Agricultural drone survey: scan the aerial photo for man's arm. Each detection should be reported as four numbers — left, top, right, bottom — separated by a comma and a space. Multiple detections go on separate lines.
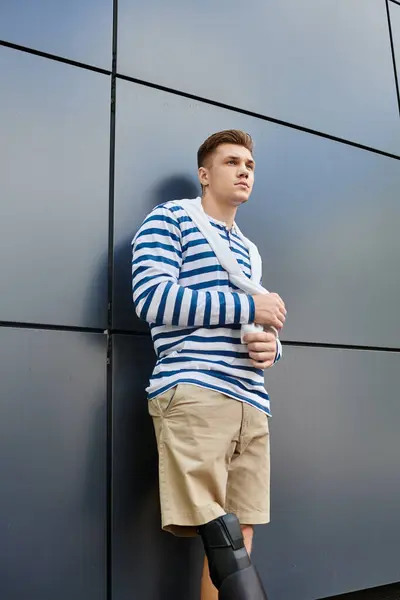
132, 205, 255, 328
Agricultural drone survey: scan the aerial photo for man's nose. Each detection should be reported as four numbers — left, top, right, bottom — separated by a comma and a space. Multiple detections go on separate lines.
238, 164, 249, 177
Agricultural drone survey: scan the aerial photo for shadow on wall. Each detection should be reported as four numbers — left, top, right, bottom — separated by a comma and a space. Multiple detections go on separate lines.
84, 174, 199, 333
84, 175, 204, 600
111, 337, 204, 600
113, 174, 200, 333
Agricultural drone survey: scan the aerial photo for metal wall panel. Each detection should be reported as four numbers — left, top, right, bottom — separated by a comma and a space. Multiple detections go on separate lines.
112, 334, 204, 600
0, 0, 113, 69
258, 345, 400, 600
0, 47, 110, 328
390, 2, 400, 86
113, 81, 400, 348
117, 0, 400, 155
2, 2, 399, 599
0, 328, 107, 600
111, 335, 400, 600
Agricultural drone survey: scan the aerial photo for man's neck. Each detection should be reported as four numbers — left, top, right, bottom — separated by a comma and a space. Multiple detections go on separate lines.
201, 193, 237, 229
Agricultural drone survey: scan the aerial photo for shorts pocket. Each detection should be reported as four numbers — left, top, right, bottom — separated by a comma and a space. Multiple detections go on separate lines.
150, 385, 180, 417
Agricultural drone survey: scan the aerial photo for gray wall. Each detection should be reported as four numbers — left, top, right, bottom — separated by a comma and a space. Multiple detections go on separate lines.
1, 1, 400, 599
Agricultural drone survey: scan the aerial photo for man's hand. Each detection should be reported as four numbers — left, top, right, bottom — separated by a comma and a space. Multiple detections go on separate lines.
243, 330, 278, 370
252, 293, 286, 331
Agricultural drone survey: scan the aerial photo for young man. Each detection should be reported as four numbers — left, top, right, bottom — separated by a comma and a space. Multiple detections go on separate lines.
131, 130, 286, 600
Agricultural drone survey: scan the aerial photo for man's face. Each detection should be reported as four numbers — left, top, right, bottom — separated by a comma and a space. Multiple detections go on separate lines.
199, 143, 255, 206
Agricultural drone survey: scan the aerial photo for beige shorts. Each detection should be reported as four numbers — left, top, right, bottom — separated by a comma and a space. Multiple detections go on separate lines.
148, 383, 270, 537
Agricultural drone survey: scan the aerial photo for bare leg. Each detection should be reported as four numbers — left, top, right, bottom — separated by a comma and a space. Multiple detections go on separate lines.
200, 525, 254, 600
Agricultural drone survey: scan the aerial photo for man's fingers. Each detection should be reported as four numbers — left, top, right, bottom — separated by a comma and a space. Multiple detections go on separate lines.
264, 330, 277, 341
270, 293, 286, 311
274, 314, 285, 329
276, 313, 285, 325
244, 331, 276, 344
271, 294, 287, 317
251, 359, 274, 369
249, 351, 275, 362
248, 341, 275, 352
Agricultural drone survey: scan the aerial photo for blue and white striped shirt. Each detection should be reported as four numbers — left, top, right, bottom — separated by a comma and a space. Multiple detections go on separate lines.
131, 199, 282, 415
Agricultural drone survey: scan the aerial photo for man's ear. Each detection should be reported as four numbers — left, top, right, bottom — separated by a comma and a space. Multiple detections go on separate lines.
198, 166, 209, 188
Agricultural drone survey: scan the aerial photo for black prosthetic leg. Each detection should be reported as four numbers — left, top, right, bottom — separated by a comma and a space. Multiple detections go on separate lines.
198, 513, 268, 600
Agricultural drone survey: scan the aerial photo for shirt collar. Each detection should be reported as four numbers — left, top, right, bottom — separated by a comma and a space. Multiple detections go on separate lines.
206, 213, 238, 234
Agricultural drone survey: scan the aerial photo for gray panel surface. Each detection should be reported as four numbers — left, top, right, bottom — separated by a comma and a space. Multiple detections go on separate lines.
0, 0, 112, 69
324, 582, 400, 600
0, 328, 107, 600
112, 334, 204, 600
0, 48, 110, 328
114, 81, 400, 348
258, 345, 400, 600
390, 2, 400, 86
111, 335, 400, 600
117, 0, 400, 155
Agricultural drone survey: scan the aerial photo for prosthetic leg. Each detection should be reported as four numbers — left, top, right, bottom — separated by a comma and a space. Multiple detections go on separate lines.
198, 513, 268, 600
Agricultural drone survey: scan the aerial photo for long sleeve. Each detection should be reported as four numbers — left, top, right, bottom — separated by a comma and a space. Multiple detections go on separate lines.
274, 338, 283, 364
131, 206, 255, 327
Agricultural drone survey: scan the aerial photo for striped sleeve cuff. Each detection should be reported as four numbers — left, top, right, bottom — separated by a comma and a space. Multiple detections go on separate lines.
247, 294, 255, 324
228, 293, 255, 325
274, 338, 283, 364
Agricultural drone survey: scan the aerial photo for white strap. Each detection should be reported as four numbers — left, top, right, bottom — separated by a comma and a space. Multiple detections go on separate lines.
177, 198, 279, 343
180, 198, 266, 295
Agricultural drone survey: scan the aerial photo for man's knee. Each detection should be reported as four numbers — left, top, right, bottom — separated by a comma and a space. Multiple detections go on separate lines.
241, 524, 253, 534
197, 514, 267, 599
241, 524, 254, 554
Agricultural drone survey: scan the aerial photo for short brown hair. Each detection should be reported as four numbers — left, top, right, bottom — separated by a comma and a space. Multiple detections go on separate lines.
197, 129, 254, 169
